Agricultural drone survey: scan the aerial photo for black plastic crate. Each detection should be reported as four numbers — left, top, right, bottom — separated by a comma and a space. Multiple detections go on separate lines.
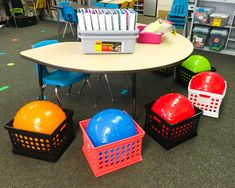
9, 15, 37, 27
5, 109, 75, 162
144, 103, 203, 150
175, 65, 216, 89
157, 66, 175, 77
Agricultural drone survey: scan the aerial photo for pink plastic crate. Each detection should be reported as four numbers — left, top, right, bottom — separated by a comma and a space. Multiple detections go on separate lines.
79, 118, 145, 177
137, 25, 163, 44
188, 80, 227, 118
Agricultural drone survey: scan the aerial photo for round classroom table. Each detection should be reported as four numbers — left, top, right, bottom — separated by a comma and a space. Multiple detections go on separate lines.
20, 33, 193, 118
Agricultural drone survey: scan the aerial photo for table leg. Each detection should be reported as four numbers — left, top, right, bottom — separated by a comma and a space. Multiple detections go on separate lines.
131, 73, 136, 119
38, 64, 44, 100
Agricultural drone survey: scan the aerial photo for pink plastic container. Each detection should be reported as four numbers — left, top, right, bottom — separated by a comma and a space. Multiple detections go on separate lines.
137, 25, 163, 44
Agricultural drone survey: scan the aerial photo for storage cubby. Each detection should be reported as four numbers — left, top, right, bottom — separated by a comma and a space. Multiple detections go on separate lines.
188, 0, 235, 56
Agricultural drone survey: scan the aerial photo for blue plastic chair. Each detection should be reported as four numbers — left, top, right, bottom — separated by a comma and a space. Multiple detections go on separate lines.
57, 1, 69, 37
32, 40, 97, 107
167, 0, 188, 34
94, 2, 105, 8
58, 1, 69, 22
168, 0, 188, 18
105, 3, 119, 9
61, 5, 78, 38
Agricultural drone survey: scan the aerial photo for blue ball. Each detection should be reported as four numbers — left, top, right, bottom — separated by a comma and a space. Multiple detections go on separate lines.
86, 109, 137, 147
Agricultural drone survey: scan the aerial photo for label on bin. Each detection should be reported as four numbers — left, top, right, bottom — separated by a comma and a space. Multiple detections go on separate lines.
94, 41, 122, 52
212, 18, 221, 27
195, 37, 203, 42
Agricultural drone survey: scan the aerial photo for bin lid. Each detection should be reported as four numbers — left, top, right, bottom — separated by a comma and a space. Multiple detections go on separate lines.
193, 26, 210, 34
195, 7, 215, 13
210, 29, 228, 36
210, 13, 230, 19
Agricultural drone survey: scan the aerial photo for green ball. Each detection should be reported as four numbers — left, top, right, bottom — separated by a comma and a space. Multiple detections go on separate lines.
182, 55, 211, 73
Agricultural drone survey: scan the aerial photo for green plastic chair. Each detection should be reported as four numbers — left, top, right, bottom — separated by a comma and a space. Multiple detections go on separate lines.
10, 8, 24, 28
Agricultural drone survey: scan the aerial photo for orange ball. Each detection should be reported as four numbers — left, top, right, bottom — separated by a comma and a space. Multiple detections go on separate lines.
13, 101, 66, 135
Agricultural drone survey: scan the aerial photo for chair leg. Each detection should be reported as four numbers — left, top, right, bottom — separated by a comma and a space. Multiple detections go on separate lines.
38, 84, 47, 100
78, 80, 87, 95
67, 85, 73, 95
86, 78, 97, 108
62, 22, 68, 38
55, 86, 62, 107
122, 74, 130, 87
104, 74, 114, 102
98, 74, 103, 81
69, 23, 75, 36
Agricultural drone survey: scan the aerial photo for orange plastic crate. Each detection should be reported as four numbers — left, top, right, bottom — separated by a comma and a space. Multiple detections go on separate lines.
79, 118, 145, 177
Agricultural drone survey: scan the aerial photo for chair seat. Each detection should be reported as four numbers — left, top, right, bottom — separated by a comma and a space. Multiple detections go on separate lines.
167, 17, 186, 23
168, 12, 187, 18
43, 70, 88, 87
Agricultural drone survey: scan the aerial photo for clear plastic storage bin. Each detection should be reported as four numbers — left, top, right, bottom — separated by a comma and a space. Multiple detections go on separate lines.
192, 27, 210, 48
210, 13, 230, 27
209, 29, 228, 51
77, 30, 139, 54
194, 7, 215, 24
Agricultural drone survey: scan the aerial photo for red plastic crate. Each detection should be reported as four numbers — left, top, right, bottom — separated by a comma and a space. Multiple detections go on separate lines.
79, 118, 145, 177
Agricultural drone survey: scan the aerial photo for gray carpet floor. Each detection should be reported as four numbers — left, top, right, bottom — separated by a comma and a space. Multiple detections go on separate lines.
0, 18, 234, 188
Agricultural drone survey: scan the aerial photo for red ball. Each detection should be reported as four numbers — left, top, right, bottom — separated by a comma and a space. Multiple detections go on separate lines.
190, 72, 225, 94
151, 93, 195, 125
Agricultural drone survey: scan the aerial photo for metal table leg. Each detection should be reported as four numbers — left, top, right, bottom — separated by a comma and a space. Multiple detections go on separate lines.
131, 73, 136, 119
38, 64, 44, 100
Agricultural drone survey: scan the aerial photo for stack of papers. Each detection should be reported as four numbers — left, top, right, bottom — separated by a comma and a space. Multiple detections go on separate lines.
142, 19, 176, 35
77, 8, 138, 31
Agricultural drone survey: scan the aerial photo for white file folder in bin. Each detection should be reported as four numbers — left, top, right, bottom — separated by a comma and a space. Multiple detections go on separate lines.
77, 30, 139, 54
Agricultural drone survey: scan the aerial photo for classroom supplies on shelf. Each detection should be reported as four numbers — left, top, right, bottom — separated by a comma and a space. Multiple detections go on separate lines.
209, 13, 230, 27
194, 7, 215, 24
208, 28, 229, 51
192, 26, 210, 48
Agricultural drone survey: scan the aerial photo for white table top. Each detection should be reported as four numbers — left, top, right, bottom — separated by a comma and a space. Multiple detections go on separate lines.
20, 33, 193, 73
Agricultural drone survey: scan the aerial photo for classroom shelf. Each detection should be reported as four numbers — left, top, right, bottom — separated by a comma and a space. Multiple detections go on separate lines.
188, 0, 235, 56
194, 46, 235, 56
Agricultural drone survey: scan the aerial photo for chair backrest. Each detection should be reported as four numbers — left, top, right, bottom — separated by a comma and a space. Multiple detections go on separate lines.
105, 3, 119, 9
10, 7, 24, 16
35, 0, 47, 9
62, 5, 78, 23
120, 1, 129, 9
128, 0, 135, 9
58, 1, 69, 21
32, 40, 59, 77
94, 2, 105, 8
170, 0, 188, 16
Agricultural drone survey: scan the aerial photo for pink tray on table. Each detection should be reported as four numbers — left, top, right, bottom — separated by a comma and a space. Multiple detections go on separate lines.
137, 25, 163, 44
